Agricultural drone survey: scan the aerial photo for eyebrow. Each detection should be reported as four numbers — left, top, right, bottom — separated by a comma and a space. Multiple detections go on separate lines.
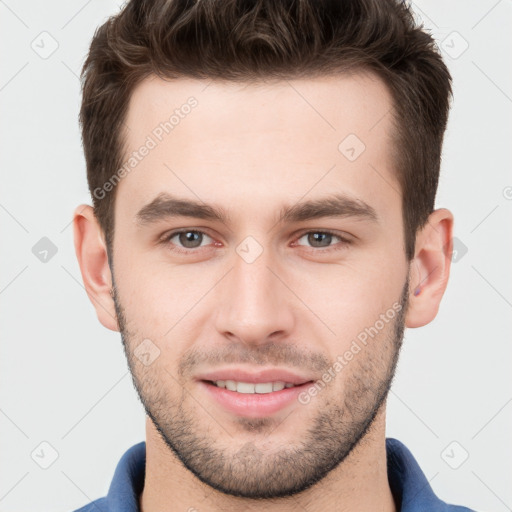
135, 192, 378, 227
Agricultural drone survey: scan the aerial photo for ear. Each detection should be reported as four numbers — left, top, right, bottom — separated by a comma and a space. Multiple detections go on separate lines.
405, 208, 454, 328
73, 204, 119, 331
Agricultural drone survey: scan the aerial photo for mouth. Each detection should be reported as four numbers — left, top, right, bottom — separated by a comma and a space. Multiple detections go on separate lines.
205, 379, 306, 394
196, 371, 316, 418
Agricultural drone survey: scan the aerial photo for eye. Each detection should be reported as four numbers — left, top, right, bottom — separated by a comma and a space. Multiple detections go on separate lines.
294, 230, 351, 250
159, 228, 351, 255
162, 230, 214, 252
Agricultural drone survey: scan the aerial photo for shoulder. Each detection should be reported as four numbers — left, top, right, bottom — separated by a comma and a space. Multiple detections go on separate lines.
71, 497, 108, 512
386, 438, 479, 512
438, 503, 478, 512
69, 442, 145, 512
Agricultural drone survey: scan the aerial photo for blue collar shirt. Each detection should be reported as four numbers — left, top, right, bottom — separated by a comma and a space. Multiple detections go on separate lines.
73, 438, 476, 512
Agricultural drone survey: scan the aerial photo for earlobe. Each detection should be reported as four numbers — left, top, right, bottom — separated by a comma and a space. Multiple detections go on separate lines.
405, 208, 454, 328
73, 204, 119, 332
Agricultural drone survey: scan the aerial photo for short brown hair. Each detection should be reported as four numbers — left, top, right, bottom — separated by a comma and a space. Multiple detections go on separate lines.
80, 0, 452, 261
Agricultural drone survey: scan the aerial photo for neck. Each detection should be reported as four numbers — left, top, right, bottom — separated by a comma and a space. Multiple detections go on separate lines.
139, 406, 396, 512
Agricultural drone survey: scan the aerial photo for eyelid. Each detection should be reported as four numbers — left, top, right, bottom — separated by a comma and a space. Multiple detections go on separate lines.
159, 227, 214, 243
292, 229, 353, 250
293, 227, 353, 240
160, 227, 353, 254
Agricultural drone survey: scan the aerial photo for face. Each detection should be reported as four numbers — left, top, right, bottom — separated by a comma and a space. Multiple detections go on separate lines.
110, 73, 410, 498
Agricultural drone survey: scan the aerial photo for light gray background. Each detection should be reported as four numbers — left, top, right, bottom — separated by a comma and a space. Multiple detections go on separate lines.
1, 1, 511, 511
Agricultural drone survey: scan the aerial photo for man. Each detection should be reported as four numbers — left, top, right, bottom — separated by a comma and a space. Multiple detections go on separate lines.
72, 0, 476, 510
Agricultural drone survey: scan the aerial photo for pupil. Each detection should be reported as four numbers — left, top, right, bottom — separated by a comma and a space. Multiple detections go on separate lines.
180, 231, 201, 248
309, 232, 331, 247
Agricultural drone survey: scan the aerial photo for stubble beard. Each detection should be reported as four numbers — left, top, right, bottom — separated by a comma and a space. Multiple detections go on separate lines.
113, 277, 409, 499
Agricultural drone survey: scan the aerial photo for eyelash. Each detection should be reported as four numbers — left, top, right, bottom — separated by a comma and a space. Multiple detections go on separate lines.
159, 229, 352, 255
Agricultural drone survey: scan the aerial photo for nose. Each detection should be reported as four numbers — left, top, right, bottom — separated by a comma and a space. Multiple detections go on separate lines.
214, 243, 296, 347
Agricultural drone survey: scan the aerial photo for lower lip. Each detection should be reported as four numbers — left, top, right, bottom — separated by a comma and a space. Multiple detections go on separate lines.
198, 380, 313, 418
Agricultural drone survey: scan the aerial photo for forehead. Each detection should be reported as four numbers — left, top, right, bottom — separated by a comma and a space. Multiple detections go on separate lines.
117, 72, 399, 225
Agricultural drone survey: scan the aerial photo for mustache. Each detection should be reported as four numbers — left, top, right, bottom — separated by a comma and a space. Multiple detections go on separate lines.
178, 341, 332, 378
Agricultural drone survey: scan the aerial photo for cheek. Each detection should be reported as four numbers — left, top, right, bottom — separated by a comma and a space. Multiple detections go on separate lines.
114, 260, 222, 357
114, 228, 406, 352
286, 258, 405, 347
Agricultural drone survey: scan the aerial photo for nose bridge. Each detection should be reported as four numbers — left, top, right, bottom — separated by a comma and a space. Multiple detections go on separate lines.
214, 239, 294, 345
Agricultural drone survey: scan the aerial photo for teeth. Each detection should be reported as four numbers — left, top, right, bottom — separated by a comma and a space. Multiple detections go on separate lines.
213, 380, 296, 394
237, 382, 256, 394
225, 380, 236, 391
272, 382, 285, 391
255, 382, 273, 393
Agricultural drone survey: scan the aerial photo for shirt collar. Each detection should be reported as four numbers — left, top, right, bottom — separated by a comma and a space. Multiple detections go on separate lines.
386, 437, 450, 510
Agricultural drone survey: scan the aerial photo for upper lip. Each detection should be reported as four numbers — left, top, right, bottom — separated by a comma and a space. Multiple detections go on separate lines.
195, 368, 315, 385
